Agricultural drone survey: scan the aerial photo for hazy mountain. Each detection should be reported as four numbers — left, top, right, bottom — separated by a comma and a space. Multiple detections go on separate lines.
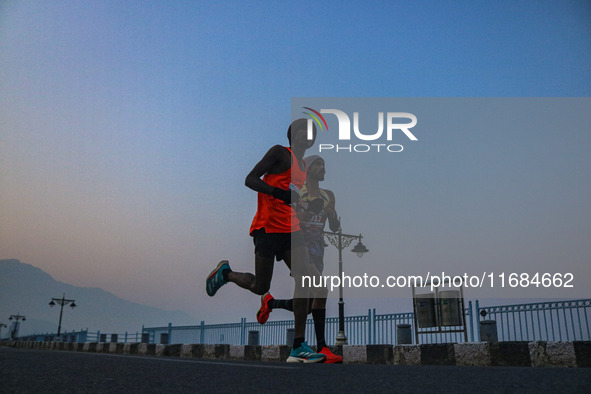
0, 259, 194, 338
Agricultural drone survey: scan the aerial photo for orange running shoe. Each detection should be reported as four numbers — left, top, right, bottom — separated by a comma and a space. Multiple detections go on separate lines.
318, 347, 343, 364
256, 292, 274, 324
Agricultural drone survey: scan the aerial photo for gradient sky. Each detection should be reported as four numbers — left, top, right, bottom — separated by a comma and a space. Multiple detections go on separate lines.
1, 1, 590, 325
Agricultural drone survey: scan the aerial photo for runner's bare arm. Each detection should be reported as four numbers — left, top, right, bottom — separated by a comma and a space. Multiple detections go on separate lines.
325, 189, 340, 232
244, 145, 289, 195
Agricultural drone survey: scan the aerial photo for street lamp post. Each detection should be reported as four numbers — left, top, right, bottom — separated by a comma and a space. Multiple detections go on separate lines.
323, 219, 369, 345
8, 314, 26, 339
49, 293, 76, 340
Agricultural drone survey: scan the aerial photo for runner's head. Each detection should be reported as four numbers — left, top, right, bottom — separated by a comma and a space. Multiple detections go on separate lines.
288, 118, 316, 149
304, 155, 325, 181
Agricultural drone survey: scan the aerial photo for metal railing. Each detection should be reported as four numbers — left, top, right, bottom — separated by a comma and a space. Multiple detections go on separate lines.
143, 304, 475, 346
476, 299, 591, 342
15, 298, 590, 345
17, 329, 141, 344
144, 299, 590, 345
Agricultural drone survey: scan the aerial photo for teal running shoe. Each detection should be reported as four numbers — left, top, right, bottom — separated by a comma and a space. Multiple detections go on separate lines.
206, 260, 230, 296
286, 341, 326, 363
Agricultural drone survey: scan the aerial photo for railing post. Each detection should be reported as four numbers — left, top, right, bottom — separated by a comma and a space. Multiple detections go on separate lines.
367, 309, 372, 345
372, 309, 377, 345
200, 321, 205, 344
475, 300, 480, 341
468, 300, 474, 342
240, 318, 246, 346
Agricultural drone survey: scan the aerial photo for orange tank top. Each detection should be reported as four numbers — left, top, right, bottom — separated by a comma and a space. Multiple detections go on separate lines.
249, 147, 307, 234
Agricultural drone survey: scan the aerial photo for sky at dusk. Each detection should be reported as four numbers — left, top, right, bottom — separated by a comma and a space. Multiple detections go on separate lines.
1, 1, 590, 325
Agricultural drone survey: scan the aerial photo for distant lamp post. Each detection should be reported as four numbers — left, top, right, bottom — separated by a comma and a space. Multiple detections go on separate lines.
324, 219, 369, 345
49, 293, 76, 340
8, 314, 26, 339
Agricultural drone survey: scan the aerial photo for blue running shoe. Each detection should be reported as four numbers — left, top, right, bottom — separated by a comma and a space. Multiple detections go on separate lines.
206, 260, 230, 296
286, 341, 326, 363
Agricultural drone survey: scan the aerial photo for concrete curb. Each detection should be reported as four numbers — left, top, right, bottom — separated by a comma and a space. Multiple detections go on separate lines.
261, 345, 291, 362
123, 343, 139, 354
179, 344, 232, 359
574, 341, 591, 367
2, 340, 589, 367
529, 341, 577, 368
138, 343, 156, 355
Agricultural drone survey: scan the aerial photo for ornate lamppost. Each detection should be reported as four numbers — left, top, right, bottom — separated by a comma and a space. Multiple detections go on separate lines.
324, 219, 368, 345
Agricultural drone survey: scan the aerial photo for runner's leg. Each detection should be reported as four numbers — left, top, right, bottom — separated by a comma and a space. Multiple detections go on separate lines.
227, 254, 273, 295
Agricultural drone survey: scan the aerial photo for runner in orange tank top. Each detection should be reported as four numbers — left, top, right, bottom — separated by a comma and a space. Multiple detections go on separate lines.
249, 146, 306, 235
206, 118, 327, 363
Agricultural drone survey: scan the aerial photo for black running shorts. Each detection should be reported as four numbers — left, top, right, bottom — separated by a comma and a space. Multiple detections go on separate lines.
252, 228, 305, 261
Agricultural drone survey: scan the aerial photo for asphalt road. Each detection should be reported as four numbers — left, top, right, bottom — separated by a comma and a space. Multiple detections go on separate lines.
1, 347, 590, 393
